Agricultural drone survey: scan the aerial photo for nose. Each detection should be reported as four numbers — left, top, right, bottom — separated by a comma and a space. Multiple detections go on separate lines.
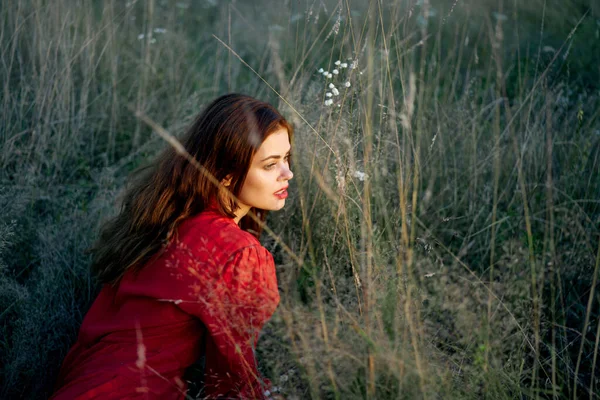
280, 164, 293, 180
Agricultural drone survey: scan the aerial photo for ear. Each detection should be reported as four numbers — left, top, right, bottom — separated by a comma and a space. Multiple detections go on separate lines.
221, 175, 232, 188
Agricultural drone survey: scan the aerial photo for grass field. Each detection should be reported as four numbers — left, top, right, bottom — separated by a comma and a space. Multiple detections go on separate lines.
1, 0, 599, 398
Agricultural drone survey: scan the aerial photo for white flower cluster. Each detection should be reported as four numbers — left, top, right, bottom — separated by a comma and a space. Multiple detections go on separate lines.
353, 170, 367, 181
318, 67, 333, 79
137, 28, 167, 44
317, 58, 357, 107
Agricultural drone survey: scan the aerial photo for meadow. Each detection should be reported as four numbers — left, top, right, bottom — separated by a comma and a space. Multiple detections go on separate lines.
1, 0, 599, 398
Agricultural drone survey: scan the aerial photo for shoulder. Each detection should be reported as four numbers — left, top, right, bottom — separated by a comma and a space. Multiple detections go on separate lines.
223, 243, 274, 269
176, 209, 267, 260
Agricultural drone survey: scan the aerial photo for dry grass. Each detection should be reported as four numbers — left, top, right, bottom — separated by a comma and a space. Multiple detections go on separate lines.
1, 0, 599, 399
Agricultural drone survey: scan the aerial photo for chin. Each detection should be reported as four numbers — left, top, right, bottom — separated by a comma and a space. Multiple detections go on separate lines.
265, 200, 286, 211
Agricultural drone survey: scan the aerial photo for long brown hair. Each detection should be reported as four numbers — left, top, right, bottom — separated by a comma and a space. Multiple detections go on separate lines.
89, 93, 293, 287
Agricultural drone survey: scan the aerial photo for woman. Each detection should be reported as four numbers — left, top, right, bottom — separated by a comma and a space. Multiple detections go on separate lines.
51, 93, 293, 399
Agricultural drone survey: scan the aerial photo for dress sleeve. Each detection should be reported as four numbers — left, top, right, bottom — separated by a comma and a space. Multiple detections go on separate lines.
174, 244, 280, 399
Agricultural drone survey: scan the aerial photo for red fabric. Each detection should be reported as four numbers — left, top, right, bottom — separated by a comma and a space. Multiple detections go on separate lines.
51, 204, 280, 399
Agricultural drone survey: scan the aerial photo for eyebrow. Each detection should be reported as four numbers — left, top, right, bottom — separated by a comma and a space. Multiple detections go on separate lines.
259, 150, 291, 162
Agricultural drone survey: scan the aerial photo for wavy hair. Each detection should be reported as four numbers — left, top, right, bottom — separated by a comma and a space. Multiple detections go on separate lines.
89, 93, 293, 286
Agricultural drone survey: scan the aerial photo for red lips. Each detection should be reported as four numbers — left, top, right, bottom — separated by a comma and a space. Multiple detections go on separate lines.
274, 186, 289, 199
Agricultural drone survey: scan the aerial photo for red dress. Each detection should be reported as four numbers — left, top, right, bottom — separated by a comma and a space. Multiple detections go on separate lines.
51, 204, 280, 399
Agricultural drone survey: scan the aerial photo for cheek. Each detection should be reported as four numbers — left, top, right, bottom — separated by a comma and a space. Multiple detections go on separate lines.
240, 170, 271, 195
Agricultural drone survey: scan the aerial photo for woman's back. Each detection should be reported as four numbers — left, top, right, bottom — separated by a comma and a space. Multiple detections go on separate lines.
51, 204, 280, 399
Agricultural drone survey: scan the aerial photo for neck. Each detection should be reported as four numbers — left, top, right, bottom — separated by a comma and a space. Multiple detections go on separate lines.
217, 189, 250, 225
233, 204, 251, 224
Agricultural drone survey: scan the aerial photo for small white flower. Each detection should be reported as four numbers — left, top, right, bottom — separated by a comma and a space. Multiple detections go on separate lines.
328, 83, 335, 89
326, 92, 332, 97
353, 170, 367, 181
344, 81, 351, 87
137, 33, 145, 40
334, 60, 341, 65
492, 12, 508, 21
332, 88, 340, 96
350, 60, 358, 69
341, 62, 348, 68
327, 73, 333, 79
153, 28, 167, 33
318, 68, 324, 73
150, 38, 157, 44
333, 69, 339, 75
322, 71, 329, 76
324, 99, 334, 106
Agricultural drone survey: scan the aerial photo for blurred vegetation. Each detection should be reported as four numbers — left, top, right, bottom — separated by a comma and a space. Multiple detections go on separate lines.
1, 0, 599, 399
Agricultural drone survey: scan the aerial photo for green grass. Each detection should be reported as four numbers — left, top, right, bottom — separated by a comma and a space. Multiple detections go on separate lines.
1, 0, 599, 398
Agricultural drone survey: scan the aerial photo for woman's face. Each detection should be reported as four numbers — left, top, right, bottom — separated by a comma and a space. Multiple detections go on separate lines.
226, 127, 293, 221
